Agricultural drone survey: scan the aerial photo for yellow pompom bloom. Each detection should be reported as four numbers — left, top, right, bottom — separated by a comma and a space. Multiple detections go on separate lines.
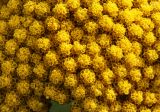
0, 104, 13, 112
119, 9, 140, 25
49, 68, 64, 85
80, 69, 96, 85
16, 47, 31, 63
112, 23, 126, 38
88, 2, 103, 18
55, 30, 70, 44
139, 17, 154, 32
101, 68, 115, 85
72, 85, 86, 100
87, 42, 101, 56
151, 12, 160, 26
150, 1, 160, 12
117, 79, 132, 95
139, 106, 151, 112
117, 0, 133, 9
104, 87, 117, 102
140, 3, 153, 16
54, 90, 69, 104
8, 15, 21, 29
59, 42, 72, 56
137, 78, 149, 91
122, 101, 137, 112
0, 20, 8, 35
144, 92, 157, 107
16, 80, 30, 95
45, 16, 60, 32
33, 63, 46, 79
98, 15, 114, 32
0, 5, 11, 19
13, 28, 27, 44
52, 3, 69, 20
83, 97, 97, 112
64, 73, 78, 89
107, 45, 123, 61
36, 37, 51, 52
116, 37, 132, 54
35, 2, 50, 17
72, 41, 86, 55
125, 52, 143, 68
43, 85, 58, 100
74, 7, 89, 22
84, 21, 98, 34
112, 64, 127, 79
0, 75, 12, 89
96, 34, 111, 48
129, 68, 142, 82
29, 20, 44, 35
128, 23, 144, 39
5, 39, 18, 55
92, 55, 106, 72
71, 27, 84, 41
90, 85, 102, 97
5, 91, 20, 107
131, 41, 142, 56
27, 97, 44, 112
30, 53, 41, 64
103, 1, 119, 17
7, 0, 21, 13
63, 57, 77, 72
23, 0, 36, 15
97, 104, 109, 112
144, 49, 159, 63
143, 32, 156, 46
131, 90, 143, 105
25, 35, 37, 49
110, 101, 122, 112
143, 66, 155, 79
77, 54, 91, 68
66, 0, 80, 11
31, 79, 44, 96
61, 20, 75, 32
1, 60, 16, 75
44, 50, 58, 67
16, 63, 31, 79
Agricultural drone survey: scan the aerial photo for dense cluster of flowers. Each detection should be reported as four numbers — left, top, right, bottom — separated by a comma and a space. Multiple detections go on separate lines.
0, 0, 160, 112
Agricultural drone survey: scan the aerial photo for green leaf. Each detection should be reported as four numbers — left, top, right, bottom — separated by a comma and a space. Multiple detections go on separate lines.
49, 101, 72, 112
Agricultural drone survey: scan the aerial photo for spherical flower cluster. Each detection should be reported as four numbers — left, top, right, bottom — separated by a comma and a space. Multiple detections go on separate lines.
117, 79, 132, 95
130, 90, 143, 105
16, 80, 30, 95
107, 45, 123, 61
45, 16, 60, 32
103, 1, 119, 17
63, 57, 77, 72
49, 68, 64, 85
64, 73, 78, 89
16, 47, 31, 63
77, 54, 91, 68
0, 0, 160, 111
5, 39, 18, 55
80, 69, 96, 85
